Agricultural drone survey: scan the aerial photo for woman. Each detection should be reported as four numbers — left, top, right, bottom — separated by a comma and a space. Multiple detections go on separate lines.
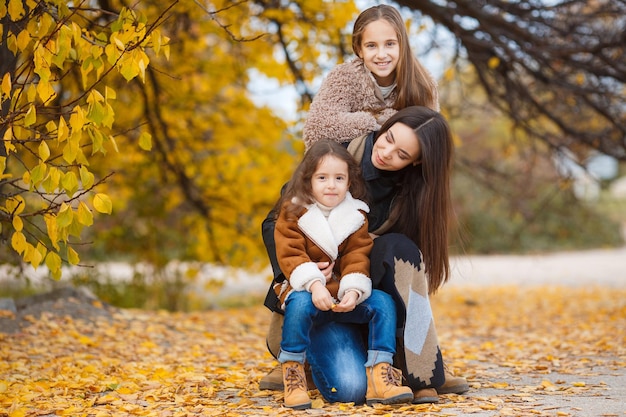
261, 106, 468, 404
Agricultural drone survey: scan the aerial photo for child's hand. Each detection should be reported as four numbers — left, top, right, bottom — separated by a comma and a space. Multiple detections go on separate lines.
310, 281, 334, 311
316, 261, 335, 282
332, 290, 358, 312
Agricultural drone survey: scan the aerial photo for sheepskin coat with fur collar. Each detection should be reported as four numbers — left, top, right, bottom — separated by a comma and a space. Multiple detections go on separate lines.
274, 192, 373, 310
302, 58, 439, 150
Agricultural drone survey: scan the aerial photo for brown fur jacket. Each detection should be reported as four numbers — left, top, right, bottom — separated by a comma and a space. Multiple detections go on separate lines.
302, 58, 439, 149
274, 193, 373, 310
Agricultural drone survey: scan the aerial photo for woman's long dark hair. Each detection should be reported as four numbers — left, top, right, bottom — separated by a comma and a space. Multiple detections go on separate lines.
275, 140, 368, 218
375, 106, 454, 293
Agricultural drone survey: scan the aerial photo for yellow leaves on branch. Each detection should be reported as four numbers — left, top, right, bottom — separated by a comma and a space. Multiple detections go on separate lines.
1, 1, 169, 275
138, 132, 152, 151
5, 0, 28, 21
1, 73, 11, 98
105, 8, 170, 82
93, 193, 113, 214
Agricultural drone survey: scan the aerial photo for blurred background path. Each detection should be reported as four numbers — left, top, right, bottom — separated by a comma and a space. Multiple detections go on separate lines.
448, 246, 626, 288
213, 245, 626, 299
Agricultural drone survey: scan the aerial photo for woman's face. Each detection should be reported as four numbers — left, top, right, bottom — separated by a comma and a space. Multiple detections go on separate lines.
371, 122, 421, 171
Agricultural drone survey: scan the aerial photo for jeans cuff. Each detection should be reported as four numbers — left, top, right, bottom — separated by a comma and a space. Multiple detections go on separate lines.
364, 350, 394, 367
278, 349, 306, 364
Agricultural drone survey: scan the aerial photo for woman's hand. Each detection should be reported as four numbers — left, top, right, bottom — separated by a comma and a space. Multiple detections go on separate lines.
316, 261, 335, 282
332, 290, 358, 312
310, 281, 334, 311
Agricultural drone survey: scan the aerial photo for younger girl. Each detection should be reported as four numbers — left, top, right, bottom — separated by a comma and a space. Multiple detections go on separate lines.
303, 4, 439, 148
274, 140, 413, 409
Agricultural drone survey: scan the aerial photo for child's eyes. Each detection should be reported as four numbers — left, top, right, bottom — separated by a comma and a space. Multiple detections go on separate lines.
315, 175, 346, 181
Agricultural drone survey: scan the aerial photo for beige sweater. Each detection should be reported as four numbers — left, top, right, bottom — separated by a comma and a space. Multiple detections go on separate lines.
302, 58, 439, 149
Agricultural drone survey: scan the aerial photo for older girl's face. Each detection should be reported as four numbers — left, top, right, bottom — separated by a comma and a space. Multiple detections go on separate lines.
358, 19, 400, 87
371, 122, 421, 171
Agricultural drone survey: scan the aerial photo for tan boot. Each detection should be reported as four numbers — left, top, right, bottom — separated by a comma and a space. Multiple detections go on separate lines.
412, 387, 439, 404
259, 364, 316, 391
436, 364, 469, 395
282, 361, 311, 409
365, 363, 414, 405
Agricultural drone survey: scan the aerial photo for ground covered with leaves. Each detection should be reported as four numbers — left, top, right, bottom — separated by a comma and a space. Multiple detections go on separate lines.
1, 285, 624, 416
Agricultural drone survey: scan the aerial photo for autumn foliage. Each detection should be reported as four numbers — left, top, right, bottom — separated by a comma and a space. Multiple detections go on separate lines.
1, 285, 624, 416
1, 0, 170, 277
2, 0, 624, 280
1, 1, 365, 276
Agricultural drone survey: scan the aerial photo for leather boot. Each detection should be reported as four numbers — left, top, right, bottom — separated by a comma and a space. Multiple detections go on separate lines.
259, 363, 316, 391
365, 363, 413, 405
282, 361, 311, 409
436, 364, 470, 394
413, 387, 439, 404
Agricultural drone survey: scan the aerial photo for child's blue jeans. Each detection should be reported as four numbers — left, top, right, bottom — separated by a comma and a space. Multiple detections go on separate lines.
278, 288, 397, 399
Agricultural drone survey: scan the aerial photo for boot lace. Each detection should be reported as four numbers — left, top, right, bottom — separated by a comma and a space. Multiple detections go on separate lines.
284, 364, 307, 393
380, 363, 403, 386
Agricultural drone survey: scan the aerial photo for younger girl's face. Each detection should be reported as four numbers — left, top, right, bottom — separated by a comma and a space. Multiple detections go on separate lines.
311, 155, 350, 209
371, 122, 421, 171
358, 19, 400, 87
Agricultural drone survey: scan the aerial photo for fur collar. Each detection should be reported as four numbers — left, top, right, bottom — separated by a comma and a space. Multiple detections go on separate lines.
296, 192, 369, 260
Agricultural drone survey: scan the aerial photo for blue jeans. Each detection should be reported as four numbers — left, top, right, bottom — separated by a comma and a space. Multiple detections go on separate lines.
278, 289, 396, 403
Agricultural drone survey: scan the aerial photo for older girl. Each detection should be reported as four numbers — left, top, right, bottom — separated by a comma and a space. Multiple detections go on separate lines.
302, 4, 439, 148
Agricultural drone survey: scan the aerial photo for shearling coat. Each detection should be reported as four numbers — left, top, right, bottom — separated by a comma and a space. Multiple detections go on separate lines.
302, 58, 439, 149
274, 192, 374, 310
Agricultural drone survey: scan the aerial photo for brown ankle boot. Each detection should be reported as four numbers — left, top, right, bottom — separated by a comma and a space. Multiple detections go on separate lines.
282, 361, 311, 409
259, 364, 316, 391
365, 363, 413, 405
436, 364, 470, 394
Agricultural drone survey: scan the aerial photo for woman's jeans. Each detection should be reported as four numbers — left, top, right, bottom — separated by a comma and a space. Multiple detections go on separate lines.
278, 289, 396, 403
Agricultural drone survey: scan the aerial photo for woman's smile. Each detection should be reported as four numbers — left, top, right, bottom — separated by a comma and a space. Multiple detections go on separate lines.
374, 153, 387, 167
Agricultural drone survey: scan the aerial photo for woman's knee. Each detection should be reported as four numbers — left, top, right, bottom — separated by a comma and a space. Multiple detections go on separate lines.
321, 376, 366, 404
307, 322, 367, 404
313, 365, 366, 404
